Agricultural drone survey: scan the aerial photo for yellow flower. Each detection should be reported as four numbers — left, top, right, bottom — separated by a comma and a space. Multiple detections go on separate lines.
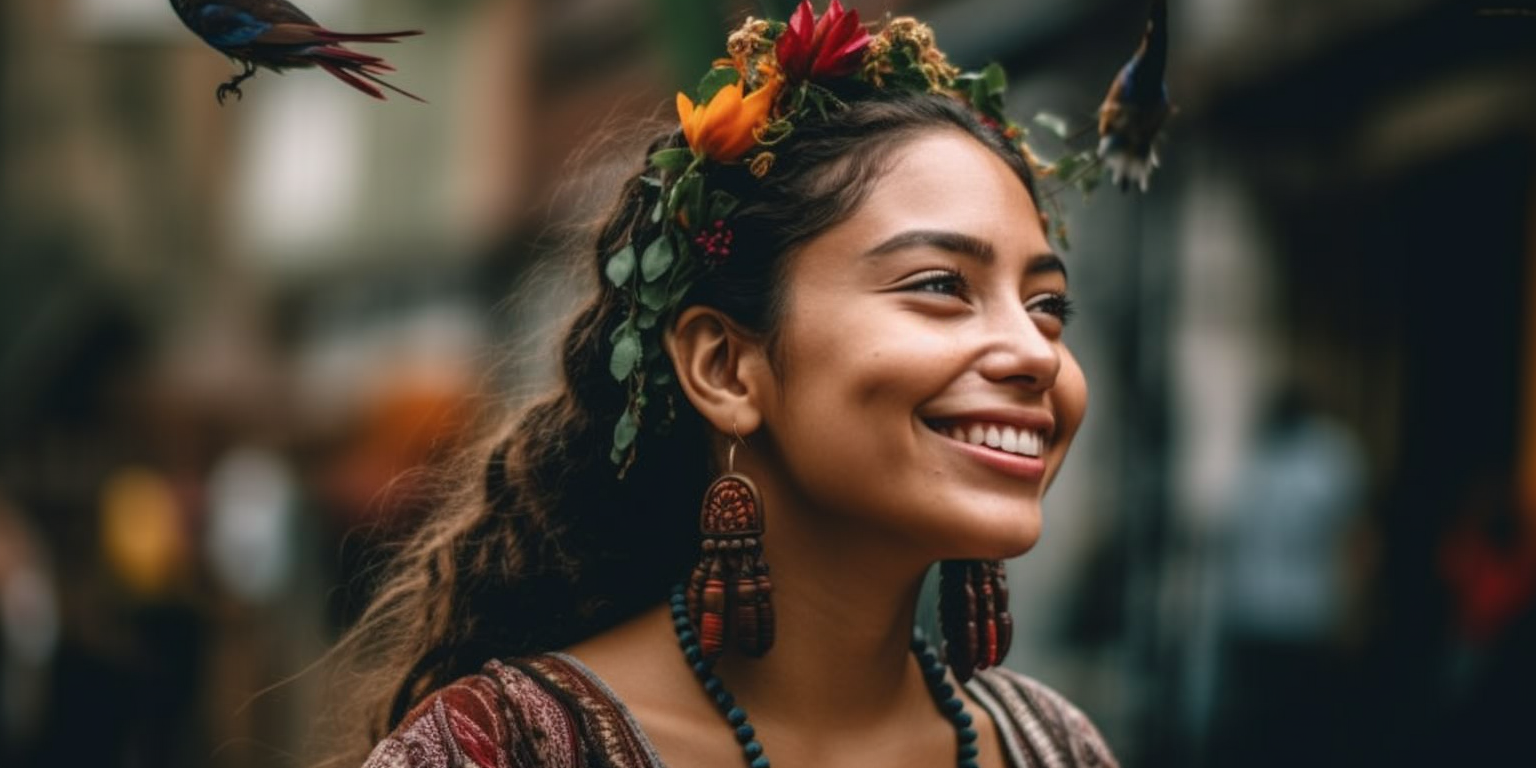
676, 77, 782, 163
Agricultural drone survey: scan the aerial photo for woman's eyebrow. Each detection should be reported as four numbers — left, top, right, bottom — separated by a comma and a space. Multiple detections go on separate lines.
1029, 253, 1068, 282
863, 229, 1068, 281
865, 229, 995, 264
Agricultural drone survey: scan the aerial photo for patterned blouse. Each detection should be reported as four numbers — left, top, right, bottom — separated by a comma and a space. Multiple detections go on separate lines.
361, 654, 1118, 768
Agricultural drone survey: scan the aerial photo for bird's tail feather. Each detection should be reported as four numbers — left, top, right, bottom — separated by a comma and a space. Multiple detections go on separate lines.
314, 29, 423, 44
310, 45, 396, 74
315, 59, 425, 103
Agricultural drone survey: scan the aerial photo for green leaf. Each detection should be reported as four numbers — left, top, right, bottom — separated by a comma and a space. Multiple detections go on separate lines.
670, 228, 695, 272
613, 408, 639, 451
637, 307, 660, 330
604, 245, 636, 287
981, 63, 1008, 96
1052, 223, 1073, 251
649, 148, 694, 172
609, 333, 642, 381
706, 190, 739, 222
685, 177, 705, 229
1052, 153, 1083, 181
669, 278, 693, 305
651, 195, 664, 223
640, 236, 675, 283
696, 67, 740, 103
653, 370, 674, 387
609, 316, 633, 344
639, 280, 670, 311
1075, 164, 1103, 197
668, 173, 701, 218
1033, 111, 1072, 140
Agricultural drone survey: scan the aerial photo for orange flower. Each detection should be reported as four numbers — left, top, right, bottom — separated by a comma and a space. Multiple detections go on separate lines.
676, 77, 782, 163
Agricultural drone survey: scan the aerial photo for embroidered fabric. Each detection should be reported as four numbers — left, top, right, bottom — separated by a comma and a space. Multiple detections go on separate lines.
360, 654, 1119, 768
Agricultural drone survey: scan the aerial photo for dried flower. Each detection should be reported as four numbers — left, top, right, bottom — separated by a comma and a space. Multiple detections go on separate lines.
864, 17, 959, 91
748, 152, 775, 178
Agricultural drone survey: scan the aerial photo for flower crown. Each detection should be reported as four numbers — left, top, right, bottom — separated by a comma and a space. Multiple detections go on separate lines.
604, 0, 1164, 474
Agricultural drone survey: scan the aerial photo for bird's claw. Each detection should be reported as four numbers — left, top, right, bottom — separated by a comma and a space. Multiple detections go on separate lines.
215, 82, 244, 105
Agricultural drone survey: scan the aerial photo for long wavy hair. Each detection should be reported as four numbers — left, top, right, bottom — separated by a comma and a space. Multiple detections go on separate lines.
322, 89, 1039, 766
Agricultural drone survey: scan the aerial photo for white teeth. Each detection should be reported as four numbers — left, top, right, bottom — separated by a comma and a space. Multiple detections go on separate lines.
938, 420, 1046, 458
967, 423, 986, 445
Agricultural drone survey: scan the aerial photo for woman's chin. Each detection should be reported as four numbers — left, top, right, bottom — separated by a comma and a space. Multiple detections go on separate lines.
936, 502, 1043, 561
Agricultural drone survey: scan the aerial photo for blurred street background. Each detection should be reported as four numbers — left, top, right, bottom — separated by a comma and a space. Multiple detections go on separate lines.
2, 1, 1534, 766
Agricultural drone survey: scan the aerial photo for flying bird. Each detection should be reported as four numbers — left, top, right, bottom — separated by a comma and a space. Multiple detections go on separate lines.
1097, 0, 1171, 192
169, 0, 424, 104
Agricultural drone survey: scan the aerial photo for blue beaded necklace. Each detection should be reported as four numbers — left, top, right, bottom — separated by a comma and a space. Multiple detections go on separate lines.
668, 583, 981, 768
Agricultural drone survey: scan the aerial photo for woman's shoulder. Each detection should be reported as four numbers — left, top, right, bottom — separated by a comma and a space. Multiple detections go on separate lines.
360, 654, 653, 768
967, 666, 1119, 768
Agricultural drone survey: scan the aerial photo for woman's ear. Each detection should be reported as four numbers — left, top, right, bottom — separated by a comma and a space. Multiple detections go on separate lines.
664, 306, 770, 436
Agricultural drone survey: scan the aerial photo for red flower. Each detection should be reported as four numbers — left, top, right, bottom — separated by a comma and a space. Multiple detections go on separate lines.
774, 0, 872, 84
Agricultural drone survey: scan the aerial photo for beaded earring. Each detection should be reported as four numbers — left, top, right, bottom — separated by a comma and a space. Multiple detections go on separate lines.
938, 559, 1013, 682
685, 435, 775, 661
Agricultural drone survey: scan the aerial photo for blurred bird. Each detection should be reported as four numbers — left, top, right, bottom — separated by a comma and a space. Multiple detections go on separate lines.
1097, 0, 1171, 192
169, 0, 423, 104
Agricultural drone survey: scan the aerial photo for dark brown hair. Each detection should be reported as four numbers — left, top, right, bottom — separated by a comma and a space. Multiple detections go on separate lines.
322, 90, 1038, 766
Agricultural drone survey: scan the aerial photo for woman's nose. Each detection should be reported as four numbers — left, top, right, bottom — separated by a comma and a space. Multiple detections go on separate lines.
975, 304, 1060, 391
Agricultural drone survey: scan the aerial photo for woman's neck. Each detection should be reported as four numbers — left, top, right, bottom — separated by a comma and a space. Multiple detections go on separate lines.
707, 507, 936, 731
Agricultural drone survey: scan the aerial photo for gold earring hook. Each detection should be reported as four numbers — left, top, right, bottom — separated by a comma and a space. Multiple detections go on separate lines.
728, 420, 746, 473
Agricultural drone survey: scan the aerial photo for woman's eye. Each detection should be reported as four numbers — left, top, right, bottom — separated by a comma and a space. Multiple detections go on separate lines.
1028, 293, 1076, 325
903, 270, 969, 297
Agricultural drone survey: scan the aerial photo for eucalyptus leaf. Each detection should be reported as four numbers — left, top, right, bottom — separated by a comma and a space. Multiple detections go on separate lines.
609, 316, 633, 344
640, 237, 675, 283
609, 333, 642, 381
613, 408, 639, 451
697, 67, 740, 103
649, 148, 694, 172
639, 280, 670, 311
637, 307, 660, 330
604, 246, 636, 287
1033, 111, 1072, 140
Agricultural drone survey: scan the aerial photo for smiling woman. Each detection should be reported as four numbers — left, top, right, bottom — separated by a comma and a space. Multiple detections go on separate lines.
327, 4, 1115, 768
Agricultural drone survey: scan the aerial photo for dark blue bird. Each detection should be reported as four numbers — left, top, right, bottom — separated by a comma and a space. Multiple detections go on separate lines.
1098, 0, 1171, 191
170, 0, 423, 104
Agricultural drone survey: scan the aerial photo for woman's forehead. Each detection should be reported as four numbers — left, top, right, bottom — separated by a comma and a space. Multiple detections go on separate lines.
804, 131, 1049, 266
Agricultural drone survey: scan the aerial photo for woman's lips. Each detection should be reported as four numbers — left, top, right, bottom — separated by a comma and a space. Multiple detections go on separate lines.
924, 419, 1047, 481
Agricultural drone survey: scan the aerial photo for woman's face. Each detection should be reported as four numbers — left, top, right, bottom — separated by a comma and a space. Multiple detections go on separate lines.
756, 128, 1087, 562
